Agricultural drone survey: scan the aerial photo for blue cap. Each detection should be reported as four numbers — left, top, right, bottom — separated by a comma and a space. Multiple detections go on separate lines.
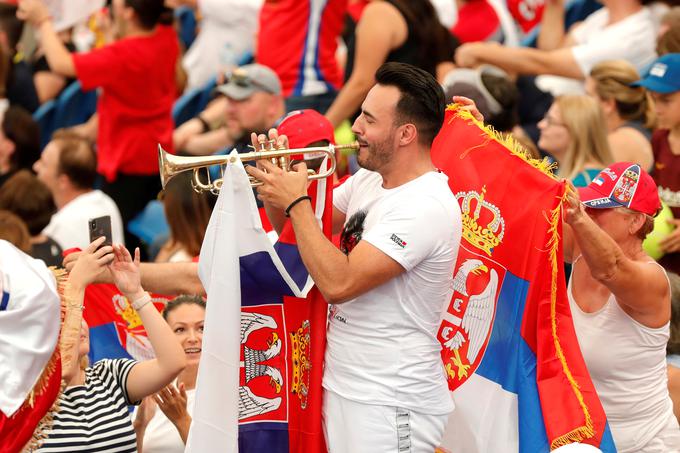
632, 53, 680, 94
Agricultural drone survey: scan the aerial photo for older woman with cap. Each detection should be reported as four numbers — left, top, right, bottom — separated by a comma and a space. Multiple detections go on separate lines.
564, 162, 680, 452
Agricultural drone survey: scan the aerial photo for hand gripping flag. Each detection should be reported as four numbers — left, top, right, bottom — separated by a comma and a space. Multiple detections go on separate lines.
186, 151, 330, 453
433, 106, 616, 452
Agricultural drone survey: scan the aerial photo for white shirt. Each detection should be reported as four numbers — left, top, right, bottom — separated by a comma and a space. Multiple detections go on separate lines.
537, 7, 657, 96
183, 0, 263, 90
139, 388, 196, 453
42, 190, 125, 251
323, 169, 461, 415
568, 259, 680, 452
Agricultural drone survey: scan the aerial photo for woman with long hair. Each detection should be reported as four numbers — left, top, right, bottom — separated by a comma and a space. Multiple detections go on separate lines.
325, 0, 455, 127
133, 295, 205, 452
155, 171, 214, 262
538, 95, 615, 187
586, 60, 655, 170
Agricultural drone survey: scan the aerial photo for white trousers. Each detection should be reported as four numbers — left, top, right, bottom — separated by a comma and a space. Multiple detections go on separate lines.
322, 389, 450, 453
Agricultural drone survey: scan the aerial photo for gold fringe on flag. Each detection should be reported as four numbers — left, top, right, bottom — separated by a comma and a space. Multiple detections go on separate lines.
449, 105, 596, 449
20, 267, 69, 452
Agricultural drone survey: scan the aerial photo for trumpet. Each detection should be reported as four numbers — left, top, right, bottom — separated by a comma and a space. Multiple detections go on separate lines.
158, 141, 359, 194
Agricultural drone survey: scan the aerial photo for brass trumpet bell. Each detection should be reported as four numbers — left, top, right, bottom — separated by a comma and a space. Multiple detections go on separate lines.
158, 141, 359, 194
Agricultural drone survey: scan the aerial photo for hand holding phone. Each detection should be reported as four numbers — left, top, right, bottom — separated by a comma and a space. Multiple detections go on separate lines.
88, 215, 113, 249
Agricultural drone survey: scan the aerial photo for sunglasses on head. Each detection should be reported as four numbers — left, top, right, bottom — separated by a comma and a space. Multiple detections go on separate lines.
225, 69, 273, 93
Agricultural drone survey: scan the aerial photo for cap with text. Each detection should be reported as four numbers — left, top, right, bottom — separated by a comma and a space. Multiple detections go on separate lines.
578, 162, 661, 216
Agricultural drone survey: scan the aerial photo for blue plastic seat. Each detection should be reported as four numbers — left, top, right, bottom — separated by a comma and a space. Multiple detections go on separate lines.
33, 99, 57, 149
54, 81, 98, 130
176, 7, 197, 49
173, 87, 204, 127
127, 200, 169, 246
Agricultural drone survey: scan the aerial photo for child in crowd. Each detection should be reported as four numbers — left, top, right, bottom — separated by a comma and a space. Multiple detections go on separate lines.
634, 53, 680, 275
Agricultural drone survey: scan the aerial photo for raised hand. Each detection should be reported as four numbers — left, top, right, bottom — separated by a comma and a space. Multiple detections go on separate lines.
563, 180, 586, 226
154, 383, 190, 425
68, 237, 114, 289
16, 0, 51, 26
108, 245, 143, 298
453, 96, 485, 123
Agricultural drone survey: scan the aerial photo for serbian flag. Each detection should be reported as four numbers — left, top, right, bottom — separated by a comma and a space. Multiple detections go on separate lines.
433, 106, 616, 452
82, 284, 169, 364
186, 150, 330, 452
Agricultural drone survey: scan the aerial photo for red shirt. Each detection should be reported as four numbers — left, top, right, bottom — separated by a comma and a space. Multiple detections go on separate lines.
72, 25, 178, 182
652, 129, 680, 274
451, 0, 501, 43
257, 0, 346, 97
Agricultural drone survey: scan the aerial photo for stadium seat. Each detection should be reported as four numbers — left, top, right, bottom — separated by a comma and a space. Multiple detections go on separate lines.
127, 200, 169, 247
176, 6, 197, 49
33, 99, 57, 149
54, 81, 98, 129
172, 87, 204, 127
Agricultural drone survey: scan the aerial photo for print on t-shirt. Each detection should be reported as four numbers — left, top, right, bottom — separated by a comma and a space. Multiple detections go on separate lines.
340, 209, 367, 255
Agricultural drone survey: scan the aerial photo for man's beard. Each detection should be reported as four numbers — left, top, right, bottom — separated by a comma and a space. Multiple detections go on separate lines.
356, 135, 392, 171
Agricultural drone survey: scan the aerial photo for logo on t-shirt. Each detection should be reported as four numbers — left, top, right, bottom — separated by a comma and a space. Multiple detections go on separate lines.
390, 233, 407, 248
340, 210, 367, 255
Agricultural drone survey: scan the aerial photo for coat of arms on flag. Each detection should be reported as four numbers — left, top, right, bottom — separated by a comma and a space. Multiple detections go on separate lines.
187, 150, 330, 453
433, 105, 617, 453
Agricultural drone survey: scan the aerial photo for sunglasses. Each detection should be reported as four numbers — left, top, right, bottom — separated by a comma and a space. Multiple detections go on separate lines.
225, 68, 274, 94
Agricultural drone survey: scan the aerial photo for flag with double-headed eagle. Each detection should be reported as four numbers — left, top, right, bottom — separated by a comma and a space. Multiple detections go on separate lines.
186, 149, 329, 453
432, 105, 616, 452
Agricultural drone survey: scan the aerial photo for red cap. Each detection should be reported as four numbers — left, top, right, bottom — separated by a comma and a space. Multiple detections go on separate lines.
578, 162, 661, 216
277, 110, 335, 159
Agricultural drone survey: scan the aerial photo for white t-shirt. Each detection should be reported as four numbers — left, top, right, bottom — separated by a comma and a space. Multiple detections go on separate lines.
182, 0, 262, 90
537, 7, 657, 96
42, 190, 125, 251
138, 388, 196, 453
323, 169, 461, 415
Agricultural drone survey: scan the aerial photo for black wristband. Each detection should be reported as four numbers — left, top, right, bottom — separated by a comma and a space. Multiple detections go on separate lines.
197, 115, 210, 133
284, 195, 311, 217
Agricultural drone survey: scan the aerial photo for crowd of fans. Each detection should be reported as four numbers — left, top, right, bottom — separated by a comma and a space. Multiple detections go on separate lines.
2, 0, 680, 451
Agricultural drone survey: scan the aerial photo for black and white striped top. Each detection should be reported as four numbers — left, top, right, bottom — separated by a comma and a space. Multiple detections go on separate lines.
37, 359, 139, 452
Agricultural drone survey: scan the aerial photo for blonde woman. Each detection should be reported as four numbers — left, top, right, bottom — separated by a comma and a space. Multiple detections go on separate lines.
538, 95, 615, 187
586, 60, 655, 171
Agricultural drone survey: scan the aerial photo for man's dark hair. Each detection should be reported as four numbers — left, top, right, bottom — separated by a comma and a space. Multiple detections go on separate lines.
125, 0, 165, 30
51, 129, 97, 190
375, 62, 445, 146
0, 170, 56, 235
0, 4, 23, 51
1, 106, 40, 171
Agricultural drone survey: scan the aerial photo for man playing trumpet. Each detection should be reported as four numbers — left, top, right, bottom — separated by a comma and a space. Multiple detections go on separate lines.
247, 62, 462, 452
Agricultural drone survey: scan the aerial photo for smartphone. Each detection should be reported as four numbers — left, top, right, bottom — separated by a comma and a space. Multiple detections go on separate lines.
88, 215, 113, 249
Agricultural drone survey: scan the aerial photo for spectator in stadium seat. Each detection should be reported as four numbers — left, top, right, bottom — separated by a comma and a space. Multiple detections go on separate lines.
0, 106, 40, 191
0, 170, 62, 266
32, 130, 124, 251
18, 0, 179, 251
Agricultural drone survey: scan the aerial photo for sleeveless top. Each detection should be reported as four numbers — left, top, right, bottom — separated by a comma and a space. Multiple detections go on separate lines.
568, 258, 680, 452
343, 0, 454, 80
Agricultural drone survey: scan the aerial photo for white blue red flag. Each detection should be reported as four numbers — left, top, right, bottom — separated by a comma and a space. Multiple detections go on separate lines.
433, 106, 617, 452
186, 151, 330, 453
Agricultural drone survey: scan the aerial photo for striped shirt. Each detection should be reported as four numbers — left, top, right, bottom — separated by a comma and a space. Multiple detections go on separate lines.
37, 359, 139, 452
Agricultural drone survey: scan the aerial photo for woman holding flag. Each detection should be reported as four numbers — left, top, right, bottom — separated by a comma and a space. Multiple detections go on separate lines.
564, 163, 680, 452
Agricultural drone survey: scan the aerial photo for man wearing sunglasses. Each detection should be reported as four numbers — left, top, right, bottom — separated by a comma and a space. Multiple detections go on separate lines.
174, 63, 286, 158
